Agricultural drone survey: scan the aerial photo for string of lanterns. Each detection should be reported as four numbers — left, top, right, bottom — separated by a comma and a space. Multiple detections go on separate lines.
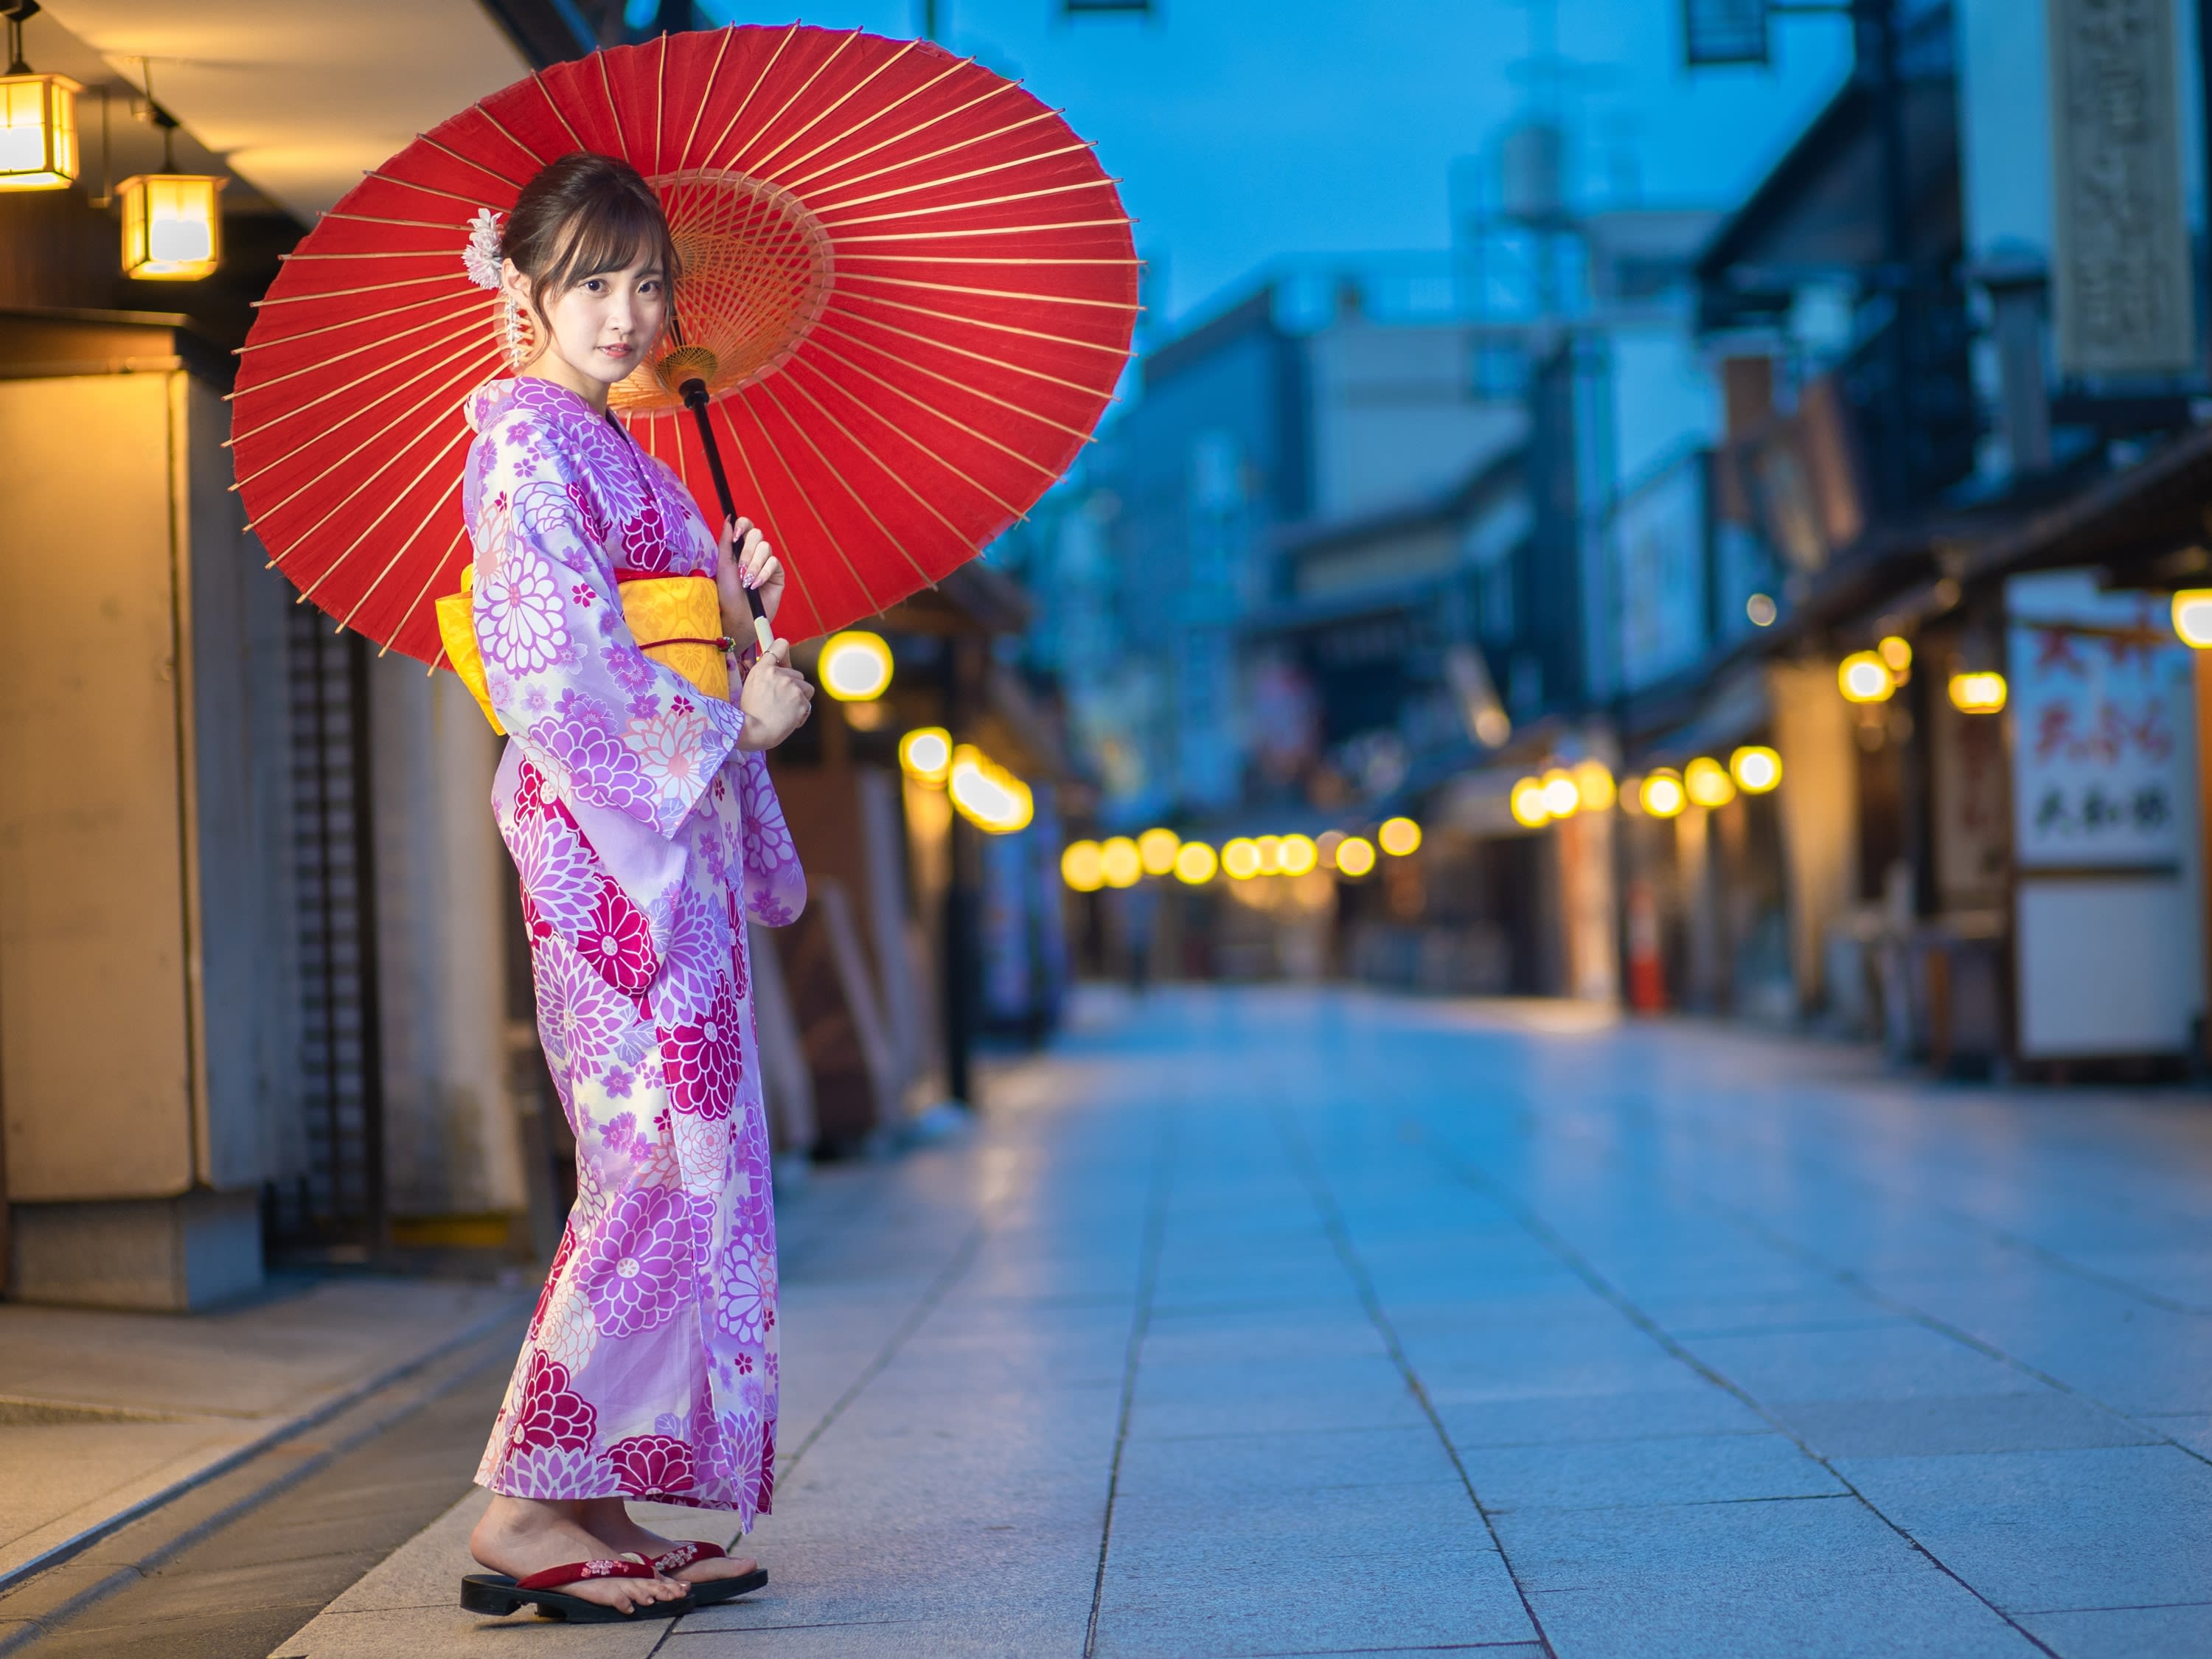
1059, 819, 1418, 894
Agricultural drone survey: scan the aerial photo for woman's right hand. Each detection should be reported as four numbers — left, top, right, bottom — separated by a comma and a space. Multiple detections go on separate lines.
735, 639, 814, 752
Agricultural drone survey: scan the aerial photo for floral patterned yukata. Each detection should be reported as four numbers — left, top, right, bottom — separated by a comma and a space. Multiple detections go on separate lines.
464, 376, 804, 1526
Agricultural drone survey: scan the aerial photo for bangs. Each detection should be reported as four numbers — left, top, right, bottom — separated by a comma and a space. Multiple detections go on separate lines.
541, 188, 681, 294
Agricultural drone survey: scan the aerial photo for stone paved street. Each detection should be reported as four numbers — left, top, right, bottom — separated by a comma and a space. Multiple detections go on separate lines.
279, 987, 2212, 1658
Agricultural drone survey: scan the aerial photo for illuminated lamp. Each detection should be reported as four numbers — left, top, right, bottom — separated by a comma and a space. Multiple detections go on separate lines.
2173, 590, 2212, 647
1098, 836, 1141, 888
1838, 650, 1894, 703
1540, 768, 1580, 819
1878, 635, 1913, 673
899, 726, 951, 785
0, 69, 78, 191
1316, 829, 1346, 867
1684, 756, 1736, 808
1278, 834, 1318, 876
1136, 826, 1180, 876
1060, 841, 1105, 892
1573, 759, 1616, 811
119, 171, 225, 280
1618, 776, 1644, 815
1220, 838, 1262, 880
1729, 745, 1782, 793
1640, 769, 1686, 818
1333, 835, 1376, 877
1509, 778, 1550, 828
1173, 841, 1217, 884
1948, 672, 2007, 714
1377, 816, 1422, 856
1255, 835, 1282, 874
948, 743, 1033, 833
818, 630, 893, 700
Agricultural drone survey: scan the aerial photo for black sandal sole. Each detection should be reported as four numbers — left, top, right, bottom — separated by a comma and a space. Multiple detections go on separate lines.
686, 1566, 768, 1606
461, 1573, 698, 1622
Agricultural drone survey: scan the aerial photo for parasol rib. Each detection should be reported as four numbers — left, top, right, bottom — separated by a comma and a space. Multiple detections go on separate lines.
338, 474, 465, 630
729, 383, 894, 611
683, 24, 799, 176
751, 371, 939, 590
670, 25, 735, 176
651, 31, 667, 177
835, 218, 1133, 243
291, 425, 473, 605
810, 310, 1120, 401
595, 49, 631, 165
785, 352, 1033, 518
236, 288, 487, 353
828, 290, 1130, 357
385, 524, 473, 659
704, 397, 817, 631
470, 100, 551, 171
823, 176, 1119, 229
228, 324, 493, 461
809, 315, 1105, 442
728, 29, 864, 180
225, 300, 484, 403
840, 253, 1144, 268
770, 57, 992, 192
737, 36, 922, 182
798, 333, 1070, 481
233, 344, 490, 513
360, 170, 496, 211
254, 271, 462, 307
782, 105, 1062, 204
531, 69, 587, 150
840, 271, 1139, 313
412, 130, 527, 191
809, 139, 1097, 215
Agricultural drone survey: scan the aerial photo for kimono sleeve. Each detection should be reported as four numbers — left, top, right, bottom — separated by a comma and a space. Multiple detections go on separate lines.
735, 750, 807, 925
467, 417, 744, 839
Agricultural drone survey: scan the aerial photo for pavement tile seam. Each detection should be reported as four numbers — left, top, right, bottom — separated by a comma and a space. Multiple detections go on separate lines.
2010, 1599, 2212, 1615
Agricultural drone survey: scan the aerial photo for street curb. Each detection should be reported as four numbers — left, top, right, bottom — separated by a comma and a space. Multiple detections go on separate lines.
0, 1290, 530, 1605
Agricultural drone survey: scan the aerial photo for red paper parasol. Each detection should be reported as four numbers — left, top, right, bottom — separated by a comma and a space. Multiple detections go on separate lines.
232, 25, 1138, 664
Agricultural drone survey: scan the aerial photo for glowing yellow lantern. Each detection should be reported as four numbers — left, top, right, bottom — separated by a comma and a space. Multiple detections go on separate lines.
0, 70, 79, 191
2173, 590, 2212, 647
1333, 835, 1376, 877
1838, 650, 1894, 703
818, 630, 894, 700
1684, 756, 1736, 808
1221, 838, 1262, 880
1573, 759, 1616, 811
1060, 841, 1105, 892
1510, 777, 1550, 828
1099, 836, 1141, 888
947, 744, 1033, 833
1173, 841, 1217, 884
1640, 769, 1686, 818
1137, 827, 1180, 876
1878, 635, 1913, 673
1378, 816, 1422, 856
1540, 768, 1580, 820
1256, 835, 1282, 874
1278, 834, 1318, 877
1949, 672, 2007, 714
1729, 745, 1781, 793
119, 172, 226, 280
899, 726, 951, 785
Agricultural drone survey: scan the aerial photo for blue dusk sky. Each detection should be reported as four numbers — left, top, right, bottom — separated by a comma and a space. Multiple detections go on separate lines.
706, 0, 1854, 327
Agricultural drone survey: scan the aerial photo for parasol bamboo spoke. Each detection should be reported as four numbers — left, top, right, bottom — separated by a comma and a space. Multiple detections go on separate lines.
728, 29, 864, 179
470, 100, 551, 172
798, 333, 1068, 481
237, 289, 487, 354
788, 351, 1035, 516
727, 384, 893, 613
737, 35, 922, 182
683, 24, 798, 176
651, 30, 668, 177
770, 55, 995, 193
808, 139, 1096, 215
782, 105, 1062, 205
531, 69, 587, 150
226, 299, 484, 403
839, 252, 1144, 267
254, 271, 462, 307
595, 49, 631, 165
360, 170, 498, 211
704, 397, 813, 625
834, 217, 1133, 243
822, 175, 1120, 229
810, 314, 1107, 442
338, 473, 465, 630
811, 308, 1123, 400
316, 212, 473, 233
229, 324, 495, 459
412, 129, 527, 191
289, 423, 474, 604
384, 522, 471, 658
280, 248, 480, 262
827, 289, 1131, 357
669, 25, 735, 177
840, 270, 1140, 313
233, 341, 491, 510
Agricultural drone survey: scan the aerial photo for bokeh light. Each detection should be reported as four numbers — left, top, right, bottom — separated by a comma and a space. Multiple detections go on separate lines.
1174, 841, 1218, 884
1099, 836, 1141, 888
1137, 826, 1180, 875
1060, 841, 1104, 892
1333, 835, 1376, 876
1378, 816, 1422, 856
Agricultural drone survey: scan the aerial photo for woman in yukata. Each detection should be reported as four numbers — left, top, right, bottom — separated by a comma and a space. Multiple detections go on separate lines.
453, 152, 815, 1624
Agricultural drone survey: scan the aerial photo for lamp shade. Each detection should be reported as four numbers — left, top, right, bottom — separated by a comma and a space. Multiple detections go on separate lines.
119, 173, 226, 279
0, 72, 79, 190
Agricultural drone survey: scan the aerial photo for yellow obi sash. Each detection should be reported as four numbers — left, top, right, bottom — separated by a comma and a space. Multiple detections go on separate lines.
437, 566, 731, 737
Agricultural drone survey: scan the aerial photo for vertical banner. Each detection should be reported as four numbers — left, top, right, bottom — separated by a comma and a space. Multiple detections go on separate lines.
2045, 0, 2197, 376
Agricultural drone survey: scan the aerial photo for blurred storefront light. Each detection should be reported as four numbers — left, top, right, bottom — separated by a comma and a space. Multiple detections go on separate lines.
899, 726, 952, 784
1948, 671, 2007, 714
1316, 828, 1346, 867
1060, 840, 1105, 892
948, 743, 1033, 834
1173, 841, 1217, 884
1509, 777, 1549, 827
119, 172, 225, 280
1099, 835, 1141, 887
2172, 590, 2212, 647
1572, 759, 1615, 811
1333, 835, 1376, 876
1745, 592, 1777, 627
1540, 769, 1580, 819
1278, 833, 1318, 876
1136, 826, 1180, 876
1221, 838, 1262, 880
1684, 756, 1736, 808
1838, 650, 1895, 703
1640, 769, 1686, 818
1729, 745, 1781, 793
818, 630, 894, 700
0, 70, 80, 190
1378, 816, 1422, 855
1878, 635, 1913, 674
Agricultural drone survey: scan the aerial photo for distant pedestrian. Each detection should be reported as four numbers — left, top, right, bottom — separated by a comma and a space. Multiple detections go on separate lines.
451, 153, 814, 1624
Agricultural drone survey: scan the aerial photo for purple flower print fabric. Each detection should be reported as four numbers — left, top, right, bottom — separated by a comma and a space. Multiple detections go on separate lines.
465, 378, 804, 1526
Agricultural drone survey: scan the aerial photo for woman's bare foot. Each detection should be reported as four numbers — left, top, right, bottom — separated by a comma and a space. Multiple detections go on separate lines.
470, 1495, 690, 1614
578, 1498, 760, 1586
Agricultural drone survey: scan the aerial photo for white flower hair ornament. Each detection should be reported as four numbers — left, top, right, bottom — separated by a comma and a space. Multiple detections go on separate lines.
462, 209, 505, 291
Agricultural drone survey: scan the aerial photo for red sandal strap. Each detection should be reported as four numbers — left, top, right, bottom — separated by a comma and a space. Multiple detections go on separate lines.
515, 1558, 659, 1590
652, 1541, 726, 1573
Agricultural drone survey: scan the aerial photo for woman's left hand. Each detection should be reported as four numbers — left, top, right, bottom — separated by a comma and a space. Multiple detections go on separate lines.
717, 515, 785, 632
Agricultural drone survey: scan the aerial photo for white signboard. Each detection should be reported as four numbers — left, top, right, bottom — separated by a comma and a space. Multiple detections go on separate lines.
2007, 570, 2192, 870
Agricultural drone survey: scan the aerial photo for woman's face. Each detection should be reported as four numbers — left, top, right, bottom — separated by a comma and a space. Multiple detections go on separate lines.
505, 243, 669, 400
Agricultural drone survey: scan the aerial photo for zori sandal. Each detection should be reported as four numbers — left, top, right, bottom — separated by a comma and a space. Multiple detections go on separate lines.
461, 1556, 697, 1622
650, 1540, 769, 1605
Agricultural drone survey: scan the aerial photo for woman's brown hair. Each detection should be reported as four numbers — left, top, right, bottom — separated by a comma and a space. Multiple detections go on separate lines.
503, 153, 681, 328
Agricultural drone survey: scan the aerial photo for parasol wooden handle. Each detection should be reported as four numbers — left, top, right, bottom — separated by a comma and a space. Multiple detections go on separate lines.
680, 375, 776, 656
